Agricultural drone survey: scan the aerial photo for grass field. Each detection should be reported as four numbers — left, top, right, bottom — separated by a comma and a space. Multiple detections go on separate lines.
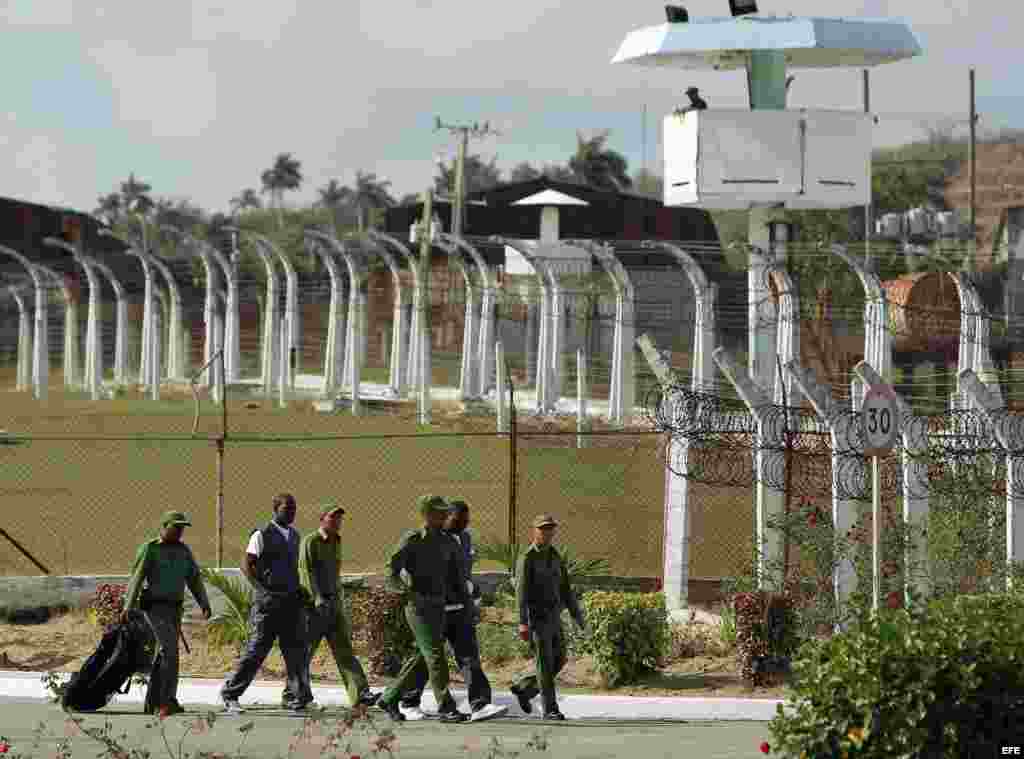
0, 371, 754, 581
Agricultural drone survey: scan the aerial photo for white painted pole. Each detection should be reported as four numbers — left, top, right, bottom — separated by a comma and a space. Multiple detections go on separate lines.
279, 323, 287, 408
577, 348, 589, 449
872, 455, 881, 613
496, 340, 507, 433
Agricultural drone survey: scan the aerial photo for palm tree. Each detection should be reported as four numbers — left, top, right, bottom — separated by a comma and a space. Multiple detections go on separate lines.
510, 162, 541, 183
260, 153, 304, 228
229, 188, 263, 215
317, 179, 353, 235
94, 192, 123, 222
153, 197, 206, 236
434, 154, 503, 197
352, 170, 396, 232
119, 173, 154, 214
568, 131, 632, 192
542, 164, 577, 183
200, 568, 252, 650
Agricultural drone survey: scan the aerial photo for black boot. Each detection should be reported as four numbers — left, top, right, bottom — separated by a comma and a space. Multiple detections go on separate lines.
378, 699, 406, 722
438, 694, 468, 724
510, 686, 533, 715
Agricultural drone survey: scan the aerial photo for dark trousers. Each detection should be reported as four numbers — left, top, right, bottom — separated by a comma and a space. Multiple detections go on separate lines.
400, 605, 491, 711
221, 594, 306, 704
511, 614, 566, 714
143, 601, 181, 712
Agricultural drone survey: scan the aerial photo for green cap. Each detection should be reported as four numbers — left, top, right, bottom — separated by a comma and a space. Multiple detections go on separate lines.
161, 511, 192, 528
320, 503, 346, 519
448, 498, 469, 512
418, 494, 453, 516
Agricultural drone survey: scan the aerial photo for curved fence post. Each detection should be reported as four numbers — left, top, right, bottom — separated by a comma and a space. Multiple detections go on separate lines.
713, 346, 786, 592
786, 358, 867, 627
961, 368, 1024, 591
8, 287, 32, 392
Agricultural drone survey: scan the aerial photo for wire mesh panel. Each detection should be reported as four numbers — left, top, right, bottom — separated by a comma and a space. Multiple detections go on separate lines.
514, 429, 664, 577
223, 433, 509, 574
0, 437, 214, 576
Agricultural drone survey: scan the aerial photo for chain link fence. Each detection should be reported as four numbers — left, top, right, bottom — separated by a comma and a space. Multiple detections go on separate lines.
0, 396, 753, 582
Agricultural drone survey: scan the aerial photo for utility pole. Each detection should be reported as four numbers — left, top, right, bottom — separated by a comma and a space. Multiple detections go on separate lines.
968, 67, 977, 273
863, 69, 872, 271
434, 117, 501, 237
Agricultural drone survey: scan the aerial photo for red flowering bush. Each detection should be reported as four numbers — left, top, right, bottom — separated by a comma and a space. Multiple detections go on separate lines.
88, 583, 127, 631
733, 591, 799, 687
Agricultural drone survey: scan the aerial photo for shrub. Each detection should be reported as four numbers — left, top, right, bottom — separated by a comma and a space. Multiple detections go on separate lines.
348, 585, 416, 676
733, 591, 800, 687
476, 619, 531, 665
87, 584, 126, 631
768, 593, 1024, 758
667, 619, 734, 660
580, 591, 669, 687
201, 569, 253, 650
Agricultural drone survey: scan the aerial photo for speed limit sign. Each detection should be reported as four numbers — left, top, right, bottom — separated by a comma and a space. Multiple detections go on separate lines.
862, 387, 899, 456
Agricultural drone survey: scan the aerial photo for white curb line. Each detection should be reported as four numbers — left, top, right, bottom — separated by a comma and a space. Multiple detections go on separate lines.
0, 670, 785, 721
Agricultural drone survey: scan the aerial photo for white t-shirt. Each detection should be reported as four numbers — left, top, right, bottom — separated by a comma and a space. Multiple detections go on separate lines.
246, 521, 295, 557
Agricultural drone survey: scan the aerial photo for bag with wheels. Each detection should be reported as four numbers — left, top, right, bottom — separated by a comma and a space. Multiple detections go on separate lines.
61, 610, 159, 712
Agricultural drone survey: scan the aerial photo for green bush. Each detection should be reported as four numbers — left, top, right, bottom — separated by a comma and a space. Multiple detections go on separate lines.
579, 591, 669, 687
768, 593, 1024, 758
348, 585, 416, 676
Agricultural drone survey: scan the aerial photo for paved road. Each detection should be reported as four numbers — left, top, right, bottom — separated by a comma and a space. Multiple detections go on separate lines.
0, 699, 773, 759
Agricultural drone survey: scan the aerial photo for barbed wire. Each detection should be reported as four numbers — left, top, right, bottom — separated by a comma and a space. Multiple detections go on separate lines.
643, 380, 1024, 501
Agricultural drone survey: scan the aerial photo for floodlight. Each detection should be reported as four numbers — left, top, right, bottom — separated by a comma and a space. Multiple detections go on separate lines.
665, 5, 688, 23
729, 0, 758, 17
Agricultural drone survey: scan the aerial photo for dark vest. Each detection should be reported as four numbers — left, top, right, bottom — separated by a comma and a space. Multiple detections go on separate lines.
253, 523, 300, 599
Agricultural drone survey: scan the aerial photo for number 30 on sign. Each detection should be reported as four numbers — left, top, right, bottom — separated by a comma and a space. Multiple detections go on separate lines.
862, 387, 899, 456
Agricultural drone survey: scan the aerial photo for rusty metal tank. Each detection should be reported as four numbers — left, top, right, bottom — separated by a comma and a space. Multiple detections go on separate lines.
883, 272, 960, 354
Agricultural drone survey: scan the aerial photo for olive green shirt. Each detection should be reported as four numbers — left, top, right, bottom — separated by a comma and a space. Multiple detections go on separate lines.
515, 543, 583, 628
124, 539, 211, 612
299, 529, 342, 604
386, 526, 470, 607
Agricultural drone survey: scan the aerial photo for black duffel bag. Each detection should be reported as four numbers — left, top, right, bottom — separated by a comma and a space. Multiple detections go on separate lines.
61, 610, 159, 712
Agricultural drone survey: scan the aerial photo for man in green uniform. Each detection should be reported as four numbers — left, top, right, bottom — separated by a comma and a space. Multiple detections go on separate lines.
511, 514, 588, 721
123, 511, 213, 717
376, 495, 471, 724
398, 498, 507, 722
295, 504, 379, 709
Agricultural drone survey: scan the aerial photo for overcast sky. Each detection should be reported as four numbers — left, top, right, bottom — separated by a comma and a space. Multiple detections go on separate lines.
0, 0, 1017, 216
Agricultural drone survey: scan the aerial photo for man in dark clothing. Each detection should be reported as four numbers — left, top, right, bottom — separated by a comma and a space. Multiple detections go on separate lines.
295, 504, 378, 709
398, 498, 508, 722
220, 493, 308, 714
511, 514, 588, 721
124, 511, 213, 717
376, 495, 472, 724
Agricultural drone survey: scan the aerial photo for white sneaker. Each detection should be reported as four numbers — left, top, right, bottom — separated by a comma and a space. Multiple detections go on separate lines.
222, 699, 245, 715
399, 705, 427, 721
470, 704, 509, 722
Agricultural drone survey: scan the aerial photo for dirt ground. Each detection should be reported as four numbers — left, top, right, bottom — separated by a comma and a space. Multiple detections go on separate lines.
0, 607, 789, 701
